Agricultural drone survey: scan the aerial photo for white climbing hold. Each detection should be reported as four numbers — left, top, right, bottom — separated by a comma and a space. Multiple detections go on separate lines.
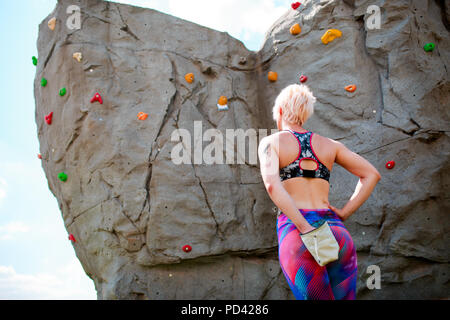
73, 52, 82, 62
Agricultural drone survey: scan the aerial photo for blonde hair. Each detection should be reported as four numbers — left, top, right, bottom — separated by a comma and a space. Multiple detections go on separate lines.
272, 84, 316, 126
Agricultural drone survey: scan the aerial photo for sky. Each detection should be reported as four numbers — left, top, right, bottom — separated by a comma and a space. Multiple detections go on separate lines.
0, 0, 292, 299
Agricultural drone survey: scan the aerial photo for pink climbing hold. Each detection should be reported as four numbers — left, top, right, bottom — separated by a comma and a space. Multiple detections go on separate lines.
45, 112, 53, 125
291, 2, 301, 10
182, 245, 192, 253
90, 92, 103, 104
385, 160, 395, 169
299, 75, 308, 83
68, 234, 76, 242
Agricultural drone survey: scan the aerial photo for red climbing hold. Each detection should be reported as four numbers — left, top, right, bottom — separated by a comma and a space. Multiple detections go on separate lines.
385, 160, 395, 169
291, 2, 301, 10
90, 92, 103, 104
182, 245, 192, 253
37, 154, 42, 159
45, 112, 53, 125
68, 234, 76, 242
299, 75, 308, 83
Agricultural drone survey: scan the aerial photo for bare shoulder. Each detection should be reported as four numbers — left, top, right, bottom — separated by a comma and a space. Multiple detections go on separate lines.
313, 132, 340, 150
258, 131, 292, 153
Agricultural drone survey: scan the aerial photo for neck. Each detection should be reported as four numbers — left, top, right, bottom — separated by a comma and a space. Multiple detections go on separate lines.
279, 121, 307, 132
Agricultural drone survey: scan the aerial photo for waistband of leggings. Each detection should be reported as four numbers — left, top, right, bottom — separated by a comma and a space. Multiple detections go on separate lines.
277, 208, 343, 227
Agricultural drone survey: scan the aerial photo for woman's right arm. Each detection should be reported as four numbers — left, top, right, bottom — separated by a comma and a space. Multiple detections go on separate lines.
327, 140, 381, 221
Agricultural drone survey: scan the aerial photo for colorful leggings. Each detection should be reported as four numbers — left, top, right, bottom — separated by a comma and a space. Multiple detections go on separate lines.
277, 208, 357, 300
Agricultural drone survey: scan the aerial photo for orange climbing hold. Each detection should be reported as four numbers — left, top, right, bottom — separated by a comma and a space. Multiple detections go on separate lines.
137, 112, 148, 120
268, 71, 278, 82
345, 84, 357, 92
290, 23, 301, 35
48, 17, 56, 31
184, 73, 194, 84
321, 29, 342, 44
217, 96, 229, 111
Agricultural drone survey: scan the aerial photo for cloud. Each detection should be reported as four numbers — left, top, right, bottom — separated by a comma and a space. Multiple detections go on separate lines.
0, 258, 96, 299
0, 221, 30, 241
110, 0, 291, 50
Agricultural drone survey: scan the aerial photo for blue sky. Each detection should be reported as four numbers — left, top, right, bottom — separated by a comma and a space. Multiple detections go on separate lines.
0, 0, 291, 299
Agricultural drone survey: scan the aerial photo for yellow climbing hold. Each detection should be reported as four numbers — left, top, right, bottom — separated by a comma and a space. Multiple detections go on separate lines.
73, 52, 82, 62
48, 17, 56, 31
321, 29, 342, 45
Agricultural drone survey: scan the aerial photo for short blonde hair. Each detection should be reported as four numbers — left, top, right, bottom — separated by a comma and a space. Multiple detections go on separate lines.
272, 84, 316, 126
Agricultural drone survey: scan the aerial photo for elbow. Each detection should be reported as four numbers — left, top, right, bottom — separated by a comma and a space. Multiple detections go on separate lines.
373, 170, 381, 182
265, 183, 274, 194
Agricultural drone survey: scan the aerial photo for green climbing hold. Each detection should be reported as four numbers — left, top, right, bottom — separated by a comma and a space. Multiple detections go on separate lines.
423, 43, 435, 52
58, 172, 68, 182
32, 56, 37, 66
59, 87, 67, 96
41, 78, 47, 87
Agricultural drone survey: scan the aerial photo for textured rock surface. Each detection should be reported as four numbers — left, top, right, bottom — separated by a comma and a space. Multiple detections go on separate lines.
34, 0, 449, 299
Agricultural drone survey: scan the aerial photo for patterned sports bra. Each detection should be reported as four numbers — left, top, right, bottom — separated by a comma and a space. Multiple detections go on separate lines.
279, 130, 331, 183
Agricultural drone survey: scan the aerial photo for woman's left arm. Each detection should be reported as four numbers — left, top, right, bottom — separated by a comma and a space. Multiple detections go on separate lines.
258, 136, 315, 234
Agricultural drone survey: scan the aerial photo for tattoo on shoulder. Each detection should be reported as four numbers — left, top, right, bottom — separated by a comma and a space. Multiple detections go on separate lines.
263, 142, 271, 156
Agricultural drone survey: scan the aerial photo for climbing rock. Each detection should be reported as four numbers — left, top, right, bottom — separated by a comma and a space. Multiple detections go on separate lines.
58, 172, 68, 182
48, 17, 56, 30
184, 73, 194, 83
90, 92, 103, 104
290, 23, 301, 35
268, 71, 278, 82
345, 84, 356, 92
321, 29, 342, 44
44, 112, 53, 125
72, 52, 82, 62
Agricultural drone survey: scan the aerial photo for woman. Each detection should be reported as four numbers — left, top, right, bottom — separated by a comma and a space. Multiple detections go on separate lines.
258, 84, 381, 300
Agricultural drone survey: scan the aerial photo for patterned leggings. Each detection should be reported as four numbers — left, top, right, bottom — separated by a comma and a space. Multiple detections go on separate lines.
277, 208, 357, 300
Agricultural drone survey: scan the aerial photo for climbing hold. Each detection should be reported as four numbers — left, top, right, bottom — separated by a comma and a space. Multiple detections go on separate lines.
73, 52, 82, 62
217, 96, 229, 111
58, 172, 68, 182
423, 43, 435, 52
44, 112, 53, 125
385, 160, 395, 169
290, 23, 301, 35
37, 154, 42, 159
268, 71, 278, 82
137, 112, 148, 120
48, 17, 56, 31
32, 56, 37, 66
291, 2, 301, 10
90, 92, 103, 104
41, 78, 47, 87
59, 87, 67, 96
299, 75, 308, 83
182, 245, 192, 253
68, 234, 76, 243
321, 29, 342, 45
184, 73, 194, 84
345, 84, 357, 92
